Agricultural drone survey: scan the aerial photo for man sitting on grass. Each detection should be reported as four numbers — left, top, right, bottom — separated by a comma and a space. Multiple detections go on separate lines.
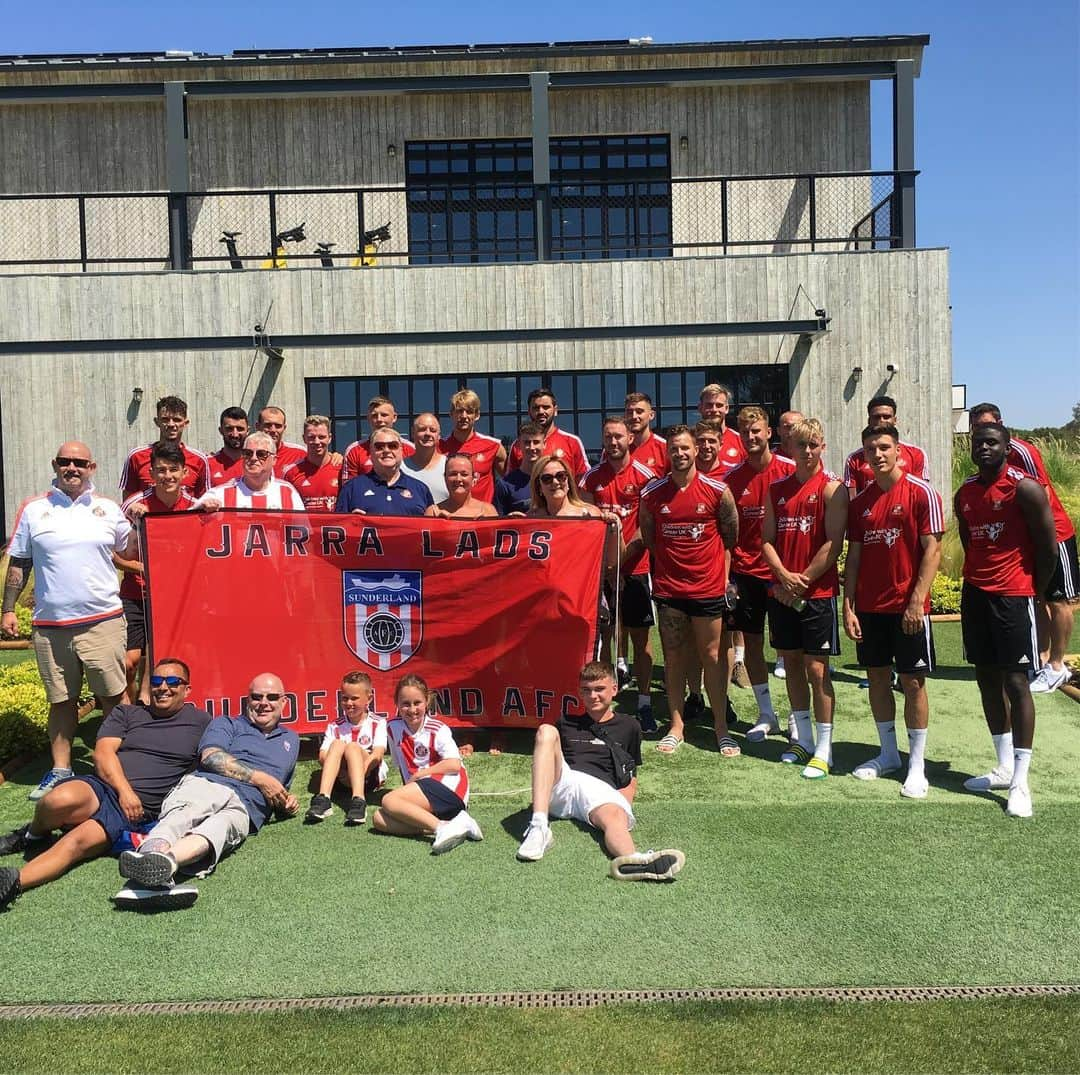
0, 659, 210, 910
114, 672, 299, 908
516, 660, 685, 882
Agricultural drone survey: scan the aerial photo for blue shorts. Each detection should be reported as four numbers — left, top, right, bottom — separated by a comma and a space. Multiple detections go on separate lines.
58, 774, 154, 850
415, 777, 467, 821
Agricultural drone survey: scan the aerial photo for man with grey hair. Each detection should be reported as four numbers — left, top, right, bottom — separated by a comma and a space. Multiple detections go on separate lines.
115, 671, 299, 908
195, 432, 306, 511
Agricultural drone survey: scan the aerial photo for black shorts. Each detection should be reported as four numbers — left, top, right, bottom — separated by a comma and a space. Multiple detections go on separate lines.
855, 611, 935, 675
415, 777, 467, 821
1046, 536, 1080, 601
655, 595, 729, 620
57, 774, 155, 848
726, 573, 769, 634
768, 596, 839, 658
122, 598, 146, 652
961, 584, 1038, 672
621, 573, 655, 629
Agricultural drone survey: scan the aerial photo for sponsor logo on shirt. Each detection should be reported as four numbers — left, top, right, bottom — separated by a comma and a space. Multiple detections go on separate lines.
864, 527, 902, 548
971, 521, 1006, 543
659, 505, 672, 514
696, 503, 707, 514
890, 504, 905, 516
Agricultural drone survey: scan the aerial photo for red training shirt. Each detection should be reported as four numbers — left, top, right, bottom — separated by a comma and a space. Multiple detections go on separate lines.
1007, 436, 1075, 543
955, 465, 1037, 596
725, 453, 796, 580
437, 430, 503, 503
281, 458, 343, 512
843, 442, 929, 496
768, 469, 840, 599
508, 427, 589, 478
341, 436, 417, 482
120, 443, 210, 500
581, 458, 657, 576
848, 474, 944, 613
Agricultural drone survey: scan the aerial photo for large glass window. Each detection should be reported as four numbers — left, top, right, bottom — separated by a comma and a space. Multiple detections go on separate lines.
405, 135, 671, 265
307, 365, 789, 464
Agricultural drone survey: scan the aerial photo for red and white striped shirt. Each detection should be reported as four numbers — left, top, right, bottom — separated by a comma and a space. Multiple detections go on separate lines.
386, 715, 469, 804
196, 477, 306, 511
319, 714, 388, 754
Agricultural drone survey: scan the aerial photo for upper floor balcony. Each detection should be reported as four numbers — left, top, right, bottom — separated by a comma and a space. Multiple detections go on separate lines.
0, 35, 926, 274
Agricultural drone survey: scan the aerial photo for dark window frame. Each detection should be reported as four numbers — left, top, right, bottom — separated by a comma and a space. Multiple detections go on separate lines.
307, 364, 790, 464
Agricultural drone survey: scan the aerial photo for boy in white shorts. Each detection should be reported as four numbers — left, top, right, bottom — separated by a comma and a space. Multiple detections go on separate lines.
305, 671, 388, 826
516, 660, 685, 881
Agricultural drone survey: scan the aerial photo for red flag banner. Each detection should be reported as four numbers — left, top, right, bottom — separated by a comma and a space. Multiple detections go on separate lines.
143, 510, 606, 733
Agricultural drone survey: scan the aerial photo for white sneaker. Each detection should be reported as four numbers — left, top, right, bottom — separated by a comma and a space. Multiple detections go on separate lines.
516, 821, 554, 862
964, 766, 1013, 792
1030, 665, 1069, 694
431, 812, 471, 855
900, 771, 929, 799
1005, 785, 1033, 818
773, 662, 787, 680
852, 755, 902, 781
462, 812, 483, 842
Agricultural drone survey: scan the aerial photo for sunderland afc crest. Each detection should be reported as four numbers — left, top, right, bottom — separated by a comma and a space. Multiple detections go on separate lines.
343, 570, 423, 670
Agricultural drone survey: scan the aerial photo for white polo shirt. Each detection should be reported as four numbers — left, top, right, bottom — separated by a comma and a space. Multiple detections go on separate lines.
8, 482, 132, 628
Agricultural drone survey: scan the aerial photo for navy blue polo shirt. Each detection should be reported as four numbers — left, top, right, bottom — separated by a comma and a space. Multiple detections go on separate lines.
495, 469, 533, 515
335, 469, 434, 517
197, 715, 299, 831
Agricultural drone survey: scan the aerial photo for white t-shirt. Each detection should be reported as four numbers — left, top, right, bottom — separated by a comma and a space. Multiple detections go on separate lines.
8, 483, 131, 627
401, 457, 449, 504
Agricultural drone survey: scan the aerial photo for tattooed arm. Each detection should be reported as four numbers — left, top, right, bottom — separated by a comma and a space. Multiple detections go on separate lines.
0, 556, 32, 638
200, 747, 290, 808
717, 487, 738, 583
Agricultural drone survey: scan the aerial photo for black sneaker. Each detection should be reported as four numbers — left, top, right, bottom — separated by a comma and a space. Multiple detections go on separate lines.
684, 693, 706, 722
0, 865, 22, 908
637, 704, 658, 736
344, 797, 367, 826
609, 848, 686, 882
305, 794, 333, 823
0, 825, 34, 857
118, 849, 177, 888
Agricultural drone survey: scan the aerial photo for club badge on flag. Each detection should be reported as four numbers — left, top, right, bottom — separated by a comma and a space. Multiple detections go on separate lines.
343, 570, 424, 670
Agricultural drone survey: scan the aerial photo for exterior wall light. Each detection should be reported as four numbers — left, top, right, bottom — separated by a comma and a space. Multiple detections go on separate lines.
851, 366, 863, 384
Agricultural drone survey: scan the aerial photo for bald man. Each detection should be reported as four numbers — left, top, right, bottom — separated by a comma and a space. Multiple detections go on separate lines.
115, 672, 299, 908
2, 441, 137, 801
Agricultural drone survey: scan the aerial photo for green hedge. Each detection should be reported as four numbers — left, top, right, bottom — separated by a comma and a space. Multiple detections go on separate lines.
0, 661, 49, 762
930, 573, 962, 615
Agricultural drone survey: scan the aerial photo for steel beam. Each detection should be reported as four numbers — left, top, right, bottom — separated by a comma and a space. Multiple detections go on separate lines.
0, 316, 829, 356
530, 72, 552, 261
893, 59, 916, 249
164, 82, 191, 269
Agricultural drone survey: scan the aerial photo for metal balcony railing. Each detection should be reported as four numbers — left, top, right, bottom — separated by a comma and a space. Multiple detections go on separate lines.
0, 170, 915, 273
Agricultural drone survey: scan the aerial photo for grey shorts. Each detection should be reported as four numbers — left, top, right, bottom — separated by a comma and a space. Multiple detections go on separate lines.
146, 774, 251, 869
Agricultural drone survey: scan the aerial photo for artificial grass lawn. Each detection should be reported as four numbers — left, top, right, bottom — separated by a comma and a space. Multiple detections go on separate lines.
3, 996, 1079, 1074
1, 622, 1078, 1006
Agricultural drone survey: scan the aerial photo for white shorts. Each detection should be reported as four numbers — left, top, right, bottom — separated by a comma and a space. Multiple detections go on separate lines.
549, 764, 635, 830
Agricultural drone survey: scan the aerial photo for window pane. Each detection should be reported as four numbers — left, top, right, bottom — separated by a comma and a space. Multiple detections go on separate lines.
550, 375, 575, 409
332, 380, 357, 415
660, 408, 685, 430
576, 374, 601, 411
385, 378, 410, 416
333, 418, 359, 448
411, 379, 434, 417
308, 380, 331, 416
659, 371, 682, 405
603, 373, 627, 410
492, 413, 519, 446
634, 373, 657, 403
490, 376, 518, 414
437, 377, 461, 412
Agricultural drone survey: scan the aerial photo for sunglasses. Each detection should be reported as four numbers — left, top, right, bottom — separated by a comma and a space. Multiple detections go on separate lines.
149, 674, 188, 687
241, 448, 274, 461
54, 456, 92, 469
371, 441, 401, 451
539, 472, 569, 485
249, 692, 282, 702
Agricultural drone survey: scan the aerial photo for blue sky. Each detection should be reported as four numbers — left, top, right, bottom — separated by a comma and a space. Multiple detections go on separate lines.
5, 0, 1078, 427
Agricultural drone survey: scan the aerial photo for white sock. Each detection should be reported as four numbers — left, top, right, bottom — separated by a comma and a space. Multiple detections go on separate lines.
753, 683, 776, 720
875, 720, 900, 760
792, 710, 813, 749
530, 811, 549, 829
907, 727, 928, 774
775, 655, 786, 671
1012, 748, 1032, 790
638, 693, 651, 710
813, 721, 833, 763
734, 645, 746, 663
993, 732, 1014, 771
617, 658, 629, 672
